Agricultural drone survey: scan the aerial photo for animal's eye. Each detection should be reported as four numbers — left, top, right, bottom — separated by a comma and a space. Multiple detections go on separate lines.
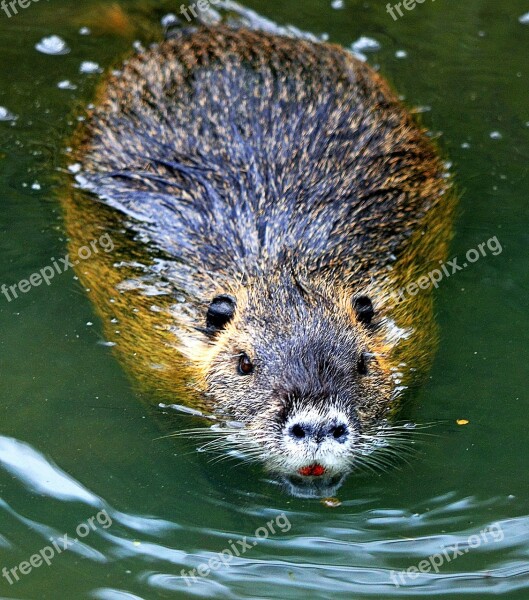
357, 352, 368, 375
238, 353, 254, 375
353, 295, 374, 326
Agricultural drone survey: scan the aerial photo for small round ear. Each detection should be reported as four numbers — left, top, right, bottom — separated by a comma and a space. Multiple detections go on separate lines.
353, 295, 374, 326
206, 294, 237, 333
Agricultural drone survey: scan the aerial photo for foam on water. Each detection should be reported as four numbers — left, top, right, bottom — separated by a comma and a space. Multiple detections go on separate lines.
35, 35, 70, 55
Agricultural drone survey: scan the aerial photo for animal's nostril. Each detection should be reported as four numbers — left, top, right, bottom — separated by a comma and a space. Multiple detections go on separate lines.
331, 424, 348, 440
288, 421, 348, 442
290, 423, 306, 439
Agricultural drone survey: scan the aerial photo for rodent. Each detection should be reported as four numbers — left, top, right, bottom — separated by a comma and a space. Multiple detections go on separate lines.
65, 24, 455, 497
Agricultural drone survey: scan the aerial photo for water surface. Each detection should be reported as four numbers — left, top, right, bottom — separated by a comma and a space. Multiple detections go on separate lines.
0, 0, 528, 598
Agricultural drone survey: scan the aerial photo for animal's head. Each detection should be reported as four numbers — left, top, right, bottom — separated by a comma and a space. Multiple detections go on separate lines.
183, 273, 410, 497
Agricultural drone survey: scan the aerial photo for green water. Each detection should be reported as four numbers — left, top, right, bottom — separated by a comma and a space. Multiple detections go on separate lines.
1, 0, 529, 598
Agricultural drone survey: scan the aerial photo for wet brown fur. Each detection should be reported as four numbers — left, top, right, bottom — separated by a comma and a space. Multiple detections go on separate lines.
63, 26, 455, 435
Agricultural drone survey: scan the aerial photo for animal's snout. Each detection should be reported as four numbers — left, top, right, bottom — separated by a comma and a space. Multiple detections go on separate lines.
287, 420, 349, 444
280, 408, 355, 479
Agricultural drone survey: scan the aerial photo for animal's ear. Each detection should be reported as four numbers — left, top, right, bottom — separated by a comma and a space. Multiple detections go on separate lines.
206, 295, 237, 333
353, 295, 374, 326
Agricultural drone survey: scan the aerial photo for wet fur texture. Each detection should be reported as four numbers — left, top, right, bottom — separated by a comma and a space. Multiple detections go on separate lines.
68, 26, 455, 483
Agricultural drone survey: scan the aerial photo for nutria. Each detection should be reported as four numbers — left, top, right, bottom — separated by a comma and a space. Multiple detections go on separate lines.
65, 23, 455, 497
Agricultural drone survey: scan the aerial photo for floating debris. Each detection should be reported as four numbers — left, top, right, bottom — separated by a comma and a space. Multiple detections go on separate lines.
321, 497, 342, 508
412, 105, 432, 114
395, 50, 408, 59
351, 36, 381, 54
456, 419, 470, 426
331, 0, 344, 9
159, 403, 205, 417
35, 35, 70, 56
0, 107, 17, 121
489, 131, 503, 140
80, 61, 102, 74
57, 80, 77, 90
519, 12, 529, 25
161, 13, 179, 28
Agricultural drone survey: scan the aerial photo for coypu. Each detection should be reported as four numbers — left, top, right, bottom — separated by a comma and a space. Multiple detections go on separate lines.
65, 22, 455, 497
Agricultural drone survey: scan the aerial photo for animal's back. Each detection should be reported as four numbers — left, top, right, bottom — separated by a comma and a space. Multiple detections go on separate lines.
78, 26, 449, 284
